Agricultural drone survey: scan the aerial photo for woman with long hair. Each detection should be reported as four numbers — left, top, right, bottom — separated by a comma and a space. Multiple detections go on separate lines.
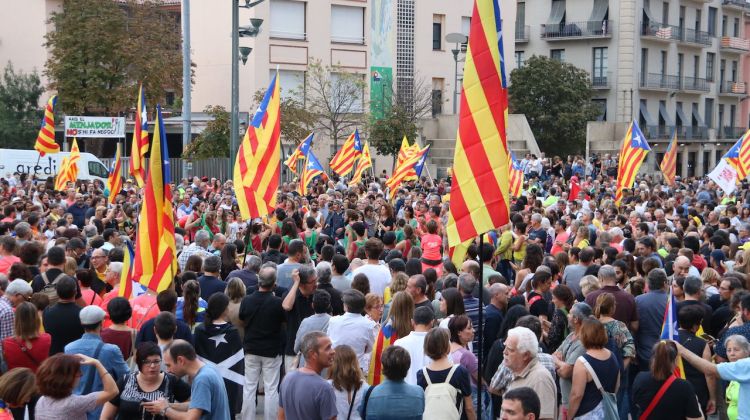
438, 287, 466, 328
327, 345, 369, 420
384, 272, 408, 306
2, 302, 50, 373
632, 341, 704, 419
194, 293, 243, 418
177, 280, 206, 329
368, 291, 414, 385
449, 315, 489, 419
395, 224, 420, 259
225, 278, 247, 341
219, 243, 240, 280
100, 342, 191, 420
545, 284, 575, 352
0, 368, 37, 420
35, 353, 119, 418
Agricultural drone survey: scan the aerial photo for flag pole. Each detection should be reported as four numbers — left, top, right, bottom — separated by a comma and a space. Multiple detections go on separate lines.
477, 231, 485, 420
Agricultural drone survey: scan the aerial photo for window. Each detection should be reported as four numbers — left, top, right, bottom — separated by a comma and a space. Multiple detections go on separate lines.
515, 51, 525, 68
331, 5, 364, 44
517, 2, 525, 26
722, 15, 727, 37
330, 72, 364, 113
718, 104, 725, 129
693, 55, 699, 78
677, 53, 683, 80
732, 61, 738, 81
432, 78, 444, 116
660, 50, 667, 75
695, 10, 701, 32
708, 7, 717, 36
270, 0, 306, 40
662, 2, 669, 24
165, 91, 175, 107
641, 48, 648, 84
704, 98, 714, 128
461, 17, 471, 50
592, 47, 607, 82
734, 18, 740, 37
273, 70, 305, 101
730, 105, 736, 128
88, 162, 109, 179
592, 99, 607, 121
706, 52, 715, 81
550, 49, 565, 61
433, 15, 444, 50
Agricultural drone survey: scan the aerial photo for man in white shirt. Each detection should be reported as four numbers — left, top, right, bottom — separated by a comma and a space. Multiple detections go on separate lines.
351, 238, 391, 297
327, 289, 376, 372
393, 306, 434, 385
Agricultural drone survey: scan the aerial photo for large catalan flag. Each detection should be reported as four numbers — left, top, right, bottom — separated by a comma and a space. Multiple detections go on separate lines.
445, 0, 511, 248
284, 133, 313, 173
614, 121, 651, 205
349, 141, 373, 186
299, 151, 325, 195
234, 72, 281, 220
660, 283, 686, 378
54, 138, 80, 191
396, 136, 419, 181
386, 145, 429, 191
118, 242, 135, 299
34, 96, 60, 156
509, 151, 524, 198
129, 84, 149, 187
106, 143, 123, 205
133, 105, 176, 293
660, 132, 677, 186
329, 129, 362, 176
724, 129, 750, 181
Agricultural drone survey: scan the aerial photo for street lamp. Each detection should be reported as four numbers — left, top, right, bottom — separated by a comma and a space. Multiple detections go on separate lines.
445, 33, 468, 115
230, 0, 265, 177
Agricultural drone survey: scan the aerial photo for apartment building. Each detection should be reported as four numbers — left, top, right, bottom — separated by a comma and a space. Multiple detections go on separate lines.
516, 0, 750, 177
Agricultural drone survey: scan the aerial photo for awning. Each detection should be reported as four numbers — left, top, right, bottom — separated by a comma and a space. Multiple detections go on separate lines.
640, 101, 657, 126
659, 102, 674, 126
676, 104, 689, 126
589, 0, 609, 22
692, 106, 706, 127
547, 0, 566, 25
643, 3, 656, 23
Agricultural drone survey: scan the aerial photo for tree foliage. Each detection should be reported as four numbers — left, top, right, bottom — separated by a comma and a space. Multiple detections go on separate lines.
0, 63, 45, 149
369, 73, 436, 163
252, 90, 315, 145
305, 58, 367, 150
44, 0, 183, 115
183, 106, 229, 159
508, 56, 599, 155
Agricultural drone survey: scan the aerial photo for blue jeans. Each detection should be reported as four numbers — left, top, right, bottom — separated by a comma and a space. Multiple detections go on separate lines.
617, 366, 630, 420
472, 385, 492, 420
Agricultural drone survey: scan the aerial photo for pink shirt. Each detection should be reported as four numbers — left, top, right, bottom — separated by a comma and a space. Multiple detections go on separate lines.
421, 233, 442, 261
550, 231, 570, 256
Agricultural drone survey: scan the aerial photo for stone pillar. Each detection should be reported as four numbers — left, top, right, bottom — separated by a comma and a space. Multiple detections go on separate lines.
681, 148, 689, 179
696, 145, 705, 177
616, 0, 636, 123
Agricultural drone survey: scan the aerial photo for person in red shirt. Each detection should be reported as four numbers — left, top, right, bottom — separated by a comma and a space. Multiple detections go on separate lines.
3, 302, 51, 372
550, 219, 570, 256
0, 237, 20, 276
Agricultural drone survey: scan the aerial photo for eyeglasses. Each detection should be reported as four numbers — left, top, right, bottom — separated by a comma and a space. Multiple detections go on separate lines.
142, 359, 162, 367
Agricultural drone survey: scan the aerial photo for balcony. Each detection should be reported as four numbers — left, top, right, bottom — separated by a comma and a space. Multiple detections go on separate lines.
719, 80, 747, 95
682, 76, 710, 92
516, 25, 530, 43
540, 20, 612, 40
639, 73, 681, 90
722, 0, 749, 11
590, 72, 611, 89
720, 36, 750, 53
675, 126, 709, 140
644, 125, 708, 140
641, 22, 711, 45
720, 127, 747, 139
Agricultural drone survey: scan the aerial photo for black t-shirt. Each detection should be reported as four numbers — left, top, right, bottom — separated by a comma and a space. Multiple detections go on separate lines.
632, 372, 702, 419
239, 291, 285, 357
528, 291, 550, 319
110, 371, 191, 420
282, 290, 315, 355
43, 302, 84, 355
31, 268, 83, 299
417, 365, 472, 420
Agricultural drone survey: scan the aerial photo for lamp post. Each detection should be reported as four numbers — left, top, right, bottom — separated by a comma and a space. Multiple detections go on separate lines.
230, 0, 265, 177
182, 0, 191, 180
445, 33, 468, 115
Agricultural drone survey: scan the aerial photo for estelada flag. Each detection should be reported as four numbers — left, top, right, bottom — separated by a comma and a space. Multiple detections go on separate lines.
660, 283, 686, 379
723, 129, 750, 182
329, 129, 362, 176
298, 151, 325, 195
614, 121, 651, 205
367, 321, 399, 386
284, 133, 313, 172
660, 132, 677, 186
445, 0, 511, 248
130, 84, 149, 187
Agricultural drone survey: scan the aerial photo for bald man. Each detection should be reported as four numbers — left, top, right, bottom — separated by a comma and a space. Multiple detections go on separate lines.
672, 255, 700, 279
484, 283, 509, 355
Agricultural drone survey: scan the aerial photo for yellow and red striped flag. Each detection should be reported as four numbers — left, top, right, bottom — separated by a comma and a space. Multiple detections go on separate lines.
106, 143, 123, 204
386, 145, 429, 191
396, 136, 419, 181
660, 283, 686, 378
445, 0, 511, 249
129, 84, 149, 187
133, 105, 176, 293
234, 72, 281, 220
54, 138, 80, 191
724, 129, 750, 181
118, 242, 135, 299
349, 141, 372, 186
509, 151, 524, 198
299, 151, 326, 195
329, 129, 362, 176
614, 121, 651, 205
660, 132, 677, 186
284, 133, 313, 172
34, 96, 60, 156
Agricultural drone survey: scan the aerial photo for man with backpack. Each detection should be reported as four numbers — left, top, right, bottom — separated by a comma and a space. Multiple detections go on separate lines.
31, 246, 85, 307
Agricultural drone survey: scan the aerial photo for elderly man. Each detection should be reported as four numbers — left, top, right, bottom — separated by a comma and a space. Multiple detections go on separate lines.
315, 262, 343, 315
503, 326, 557, 420
672, 255, 700, 279
177, 230, 212, 272
484, 283, 508, 356
226, 254, 261, 290
585, 265, 638, 330
553, 302, 591, 416
406, 274, 433, 312
327, 289, 376, 372
88, 247, 110, 295
209, 233, 226, 255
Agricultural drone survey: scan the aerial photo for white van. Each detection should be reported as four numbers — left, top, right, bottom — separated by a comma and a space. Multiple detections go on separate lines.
0, 149, 109, 183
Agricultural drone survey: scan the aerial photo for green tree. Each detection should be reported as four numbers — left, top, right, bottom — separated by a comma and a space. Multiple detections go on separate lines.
0, 63, 45, 149
305, 58, 367, 150
183, 106, 229, 159
251, 90, 316, 145
509, 55, 599, 155
44, 0, 183, 115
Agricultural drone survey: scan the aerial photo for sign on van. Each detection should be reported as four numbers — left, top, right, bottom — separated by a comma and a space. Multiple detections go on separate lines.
64, 116, 125, 138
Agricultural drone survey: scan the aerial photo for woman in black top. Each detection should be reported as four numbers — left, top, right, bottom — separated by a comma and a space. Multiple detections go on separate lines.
100, 342, 191, 420
416, 328, 475, 420
568, 318, 619, 419
632, 341, 703, 420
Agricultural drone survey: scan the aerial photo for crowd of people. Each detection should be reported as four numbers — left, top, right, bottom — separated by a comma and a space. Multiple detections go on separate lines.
0, 151, 748, 420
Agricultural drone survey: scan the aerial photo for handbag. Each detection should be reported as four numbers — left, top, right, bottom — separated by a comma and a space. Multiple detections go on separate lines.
577, 356, 618, 420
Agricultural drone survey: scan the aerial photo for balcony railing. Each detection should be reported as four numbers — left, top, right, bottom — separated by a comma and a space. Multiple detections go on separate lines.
722, 0, 749, 10
540, 20, 612, 39
682, 76, 710, 92
641, 22, 711, 45
719, 80, 747, 95
591, 72, 611, 88
644, 125, 708, 140
640, 73, 681, 90
720, 36, 750, 51
720, 127, 747, 139
674, 126, 709, 140
516, 25, 530, 42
